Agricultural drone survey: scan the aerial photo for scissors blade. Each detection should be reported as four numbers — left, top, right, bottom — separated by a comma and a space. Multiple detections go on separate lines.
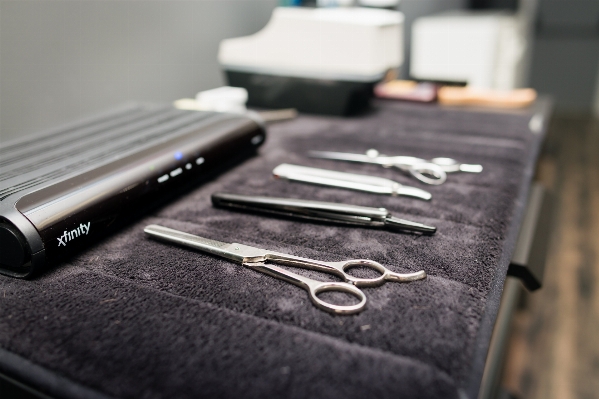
144, 224, 268, 263
308, 150, 382, 165
309, 150, 431, 168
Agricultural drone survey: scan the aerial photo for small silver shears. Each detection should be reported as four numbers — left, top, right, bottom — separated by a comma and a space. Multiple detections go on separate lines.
309, 149, 483, 185
144, 224, 426, 315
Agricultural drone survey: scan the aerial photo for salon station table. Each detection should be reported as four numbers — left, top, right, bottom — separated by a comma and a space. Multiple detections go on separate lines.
0, 98, 552, 399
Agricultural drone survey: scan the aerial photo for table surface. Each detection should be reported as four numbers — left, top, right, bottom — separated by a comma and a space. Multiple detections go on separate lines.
0, 99, 550, 399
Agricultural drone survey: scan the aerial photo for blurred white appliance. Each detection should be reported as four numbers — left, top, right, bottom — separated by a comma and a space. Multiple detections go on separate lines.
410, 12, 527, 90
218, 7, 403, 115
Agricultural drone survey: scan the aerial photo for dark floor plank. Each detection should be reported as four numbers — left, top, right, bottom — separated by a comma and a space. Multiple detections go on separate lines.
503, 115, 599, 399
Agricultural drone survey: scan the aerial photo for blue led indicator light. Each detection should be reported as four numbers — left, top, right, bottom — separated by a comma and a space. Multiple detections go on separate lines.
174, 151, 183, 160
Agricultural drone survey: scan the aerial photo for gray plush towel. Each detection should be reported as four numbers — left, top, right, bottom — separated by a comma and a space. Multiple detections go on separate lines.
0, 100, 546, 399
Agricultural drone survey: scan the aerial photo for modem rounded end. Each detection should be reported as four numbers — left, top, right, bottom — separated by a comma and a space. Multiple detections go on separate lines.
0, 221, 31, 273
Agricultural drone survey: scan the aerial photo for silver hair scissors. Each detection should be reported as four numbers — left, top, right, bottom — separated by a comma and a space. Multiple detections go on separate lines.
309, 149, 483, 185
144, 224, 426, 315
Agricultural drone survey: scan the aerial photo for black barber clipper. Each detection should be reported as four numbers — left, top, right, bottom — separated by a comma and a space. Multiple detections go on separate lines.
0, 104, 266, 278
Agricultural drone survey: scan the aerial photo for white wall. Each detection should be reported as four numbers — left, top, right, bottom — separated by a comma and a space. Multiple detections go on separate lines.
0, 0, 277, 143
398, 0, 467, 79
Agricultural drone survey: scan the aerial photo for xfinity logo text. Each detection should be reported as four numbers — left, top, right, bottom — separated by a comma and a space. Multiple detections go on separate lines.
57, 222, 91, 247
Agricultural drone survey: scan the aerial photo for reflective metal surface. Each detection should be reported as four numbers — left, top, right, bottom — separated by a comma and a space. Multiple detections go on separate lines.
144, 224, 427, 315
309, 149, 483, 185
272, 164, 432, 200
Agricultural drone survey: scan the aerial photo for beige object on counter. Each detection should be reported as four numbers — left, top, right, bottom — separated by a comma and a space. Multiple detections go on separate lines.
374, 79, 438, 103
438, 87, 537, 108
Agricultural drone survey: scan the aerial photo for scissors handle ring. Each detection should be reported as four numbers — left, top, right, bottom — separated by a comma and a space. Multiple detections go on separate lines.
308, 281, 367, 315
336, 259, 387, 287
408, 163, 447, 185
336, 259, 427, 287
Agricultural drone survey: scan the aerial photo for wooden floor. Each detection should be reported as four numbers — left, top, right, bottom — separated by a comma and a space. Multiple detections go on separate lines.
502, 114, 599, 399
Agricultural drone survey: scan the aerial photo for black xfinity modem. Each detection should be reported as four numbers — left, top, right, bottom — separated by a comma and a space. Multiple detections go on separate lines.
0, 104, 266, 278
